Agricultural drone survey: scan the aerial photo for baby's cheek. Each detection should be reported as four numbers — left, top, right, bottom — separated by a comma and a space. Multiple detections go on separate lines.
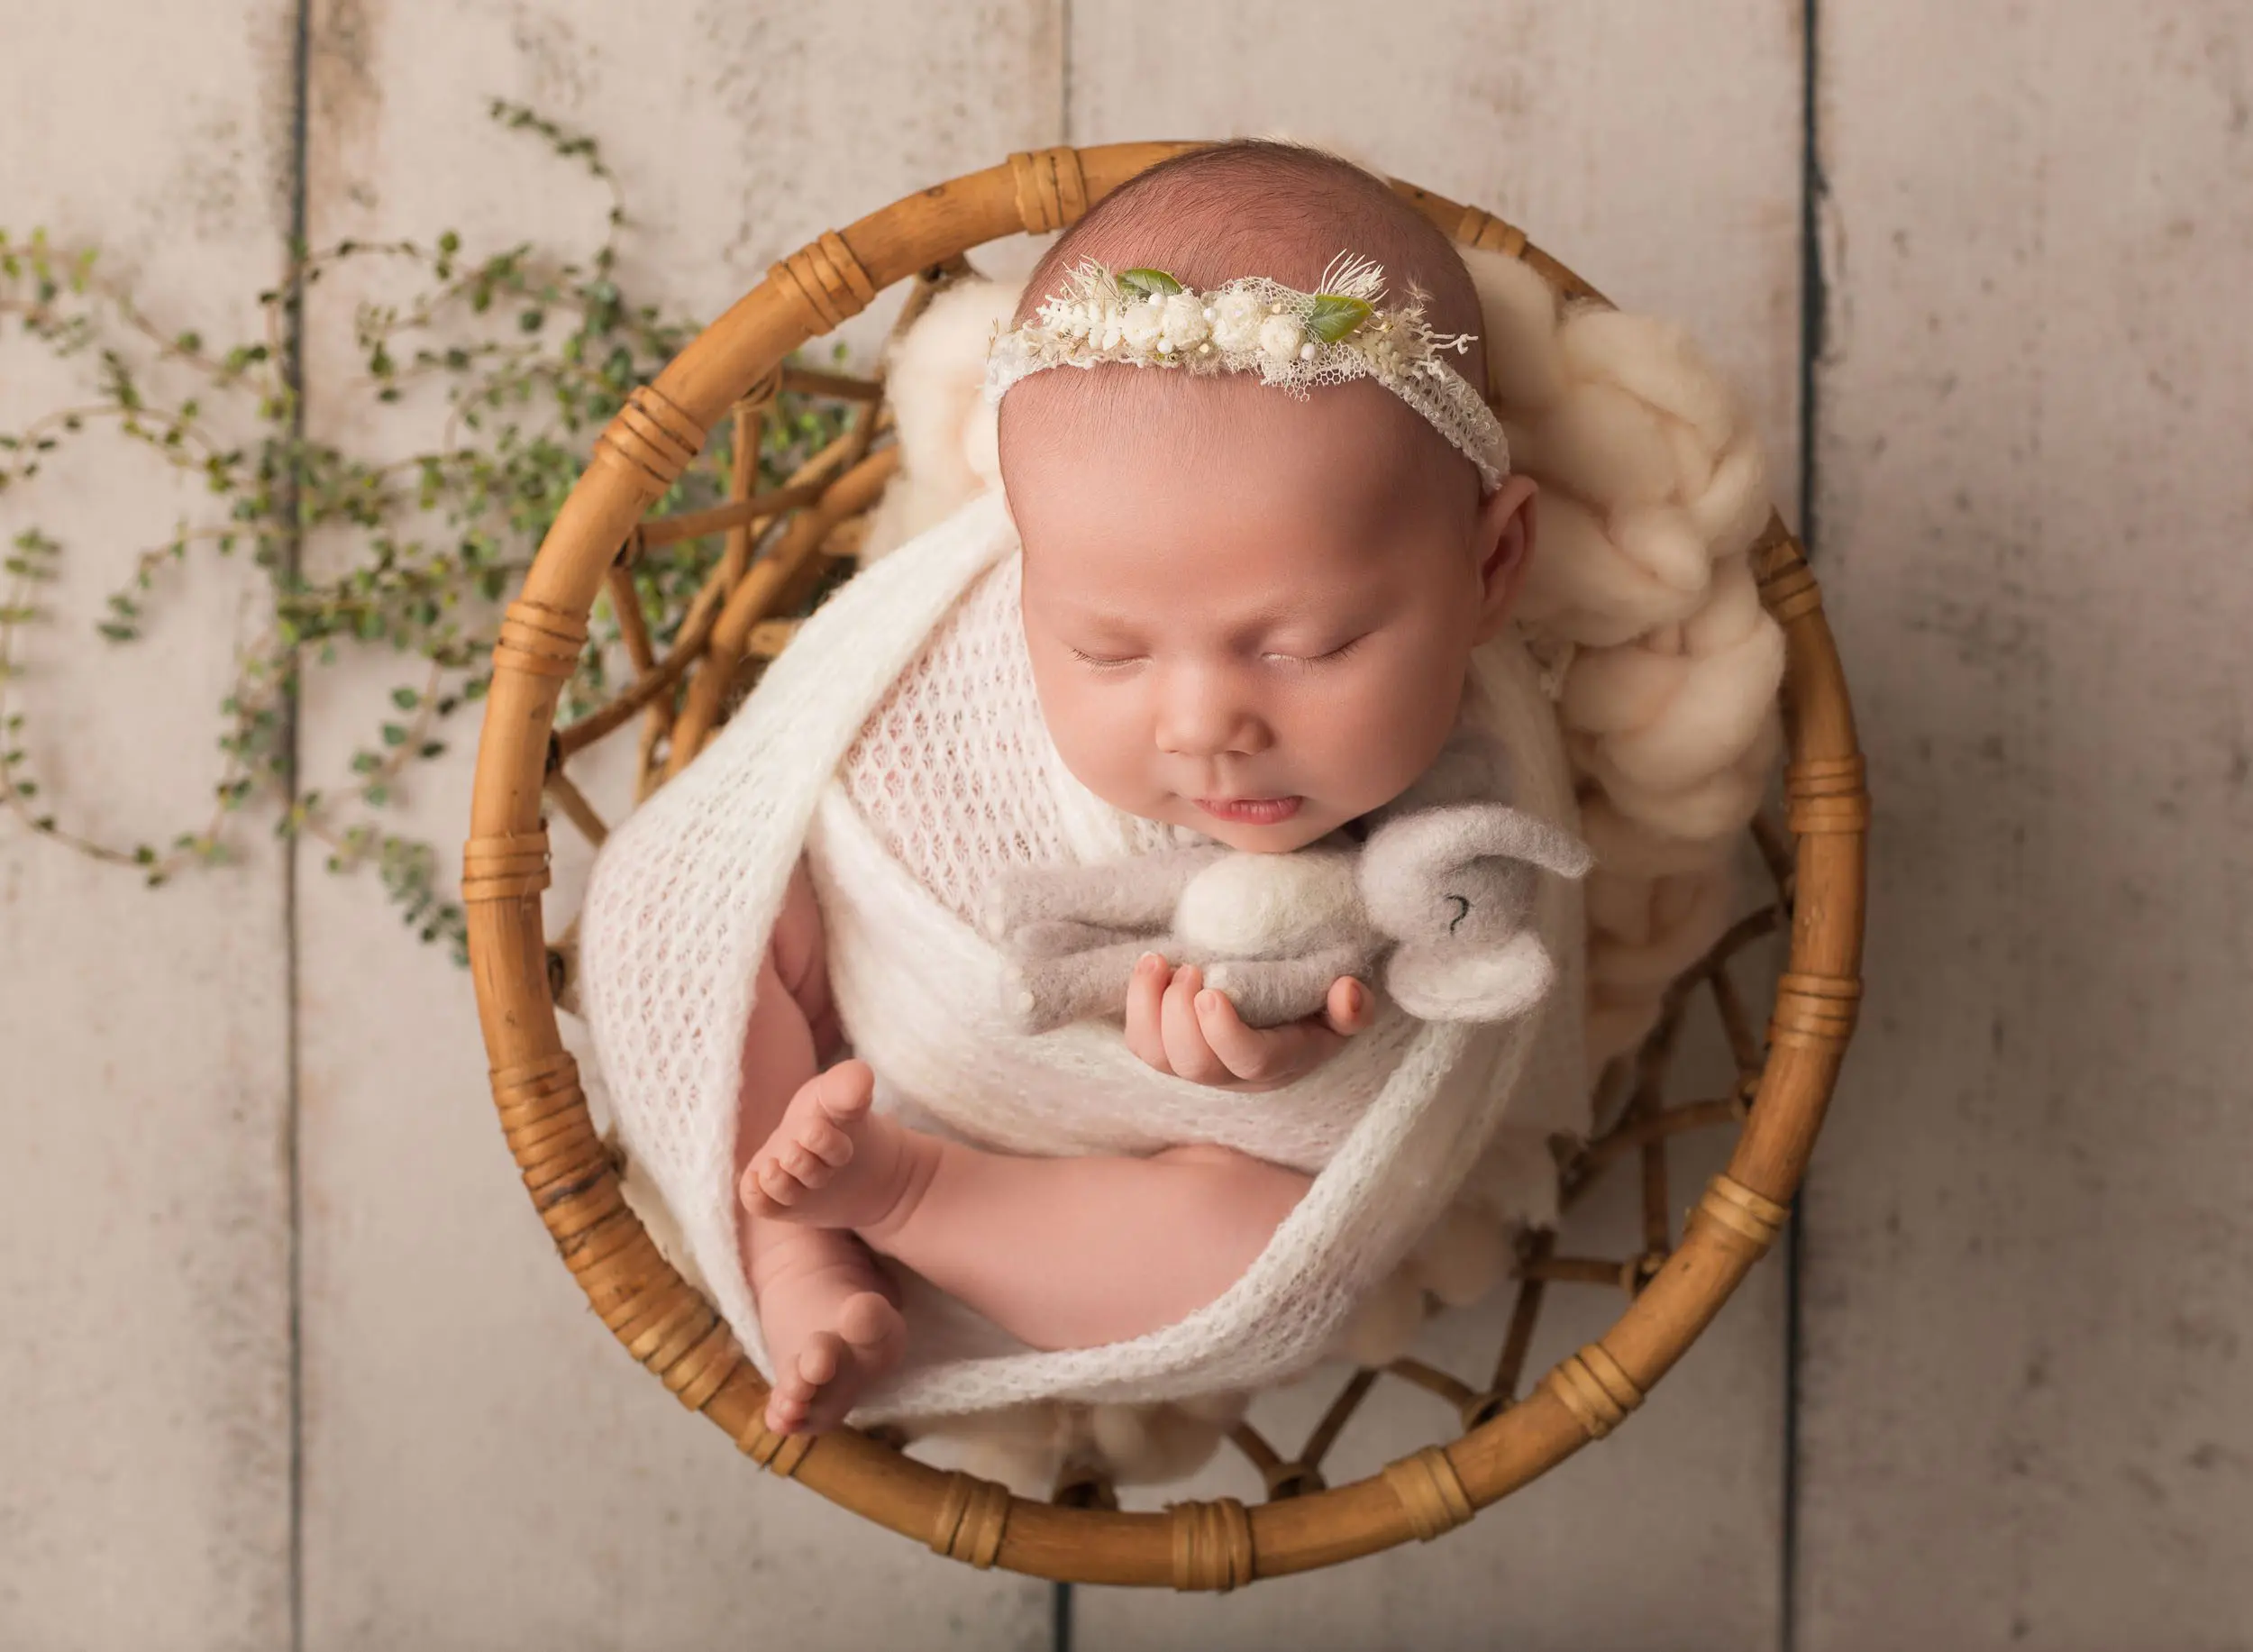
1044, 684, 1154, 801
1321, 653, 1467, 798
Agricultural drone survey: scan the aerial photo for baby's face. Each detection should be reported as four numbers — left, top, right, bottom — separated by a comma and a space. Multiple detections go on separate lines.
1009, 371, 1533, 853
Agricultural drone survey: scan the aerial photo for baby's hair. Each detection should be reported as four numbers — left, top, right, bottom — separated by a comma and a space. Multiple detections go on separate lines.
1010, 140, 1486, 388
998, 140, 1491, 504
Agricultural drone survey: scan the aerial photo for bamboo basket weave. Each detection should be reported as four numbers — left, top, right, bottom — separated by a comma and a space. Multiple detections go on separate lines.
463, 142, 1867, 1590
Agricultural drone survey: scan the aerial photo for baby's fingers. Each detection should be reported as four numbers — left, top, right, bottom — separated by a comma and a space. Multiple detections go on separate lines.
1124, 952, 1172, 1072
1160, 964, 1231, 1084
1321, 976, 1374, 1037
1191, 989, 1301, 1086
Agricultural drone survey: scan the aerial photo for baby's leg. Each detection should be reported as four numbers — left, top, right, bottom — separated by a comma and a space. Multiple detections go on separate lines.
735, 858, 906, 1434
745, 1072, 1309, 1351
872, 1139, 1312, 1351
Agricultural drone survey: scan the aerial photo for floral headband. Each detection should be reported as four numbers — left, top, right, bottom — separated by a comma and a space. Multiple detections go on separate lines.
983, 251, 1509, 492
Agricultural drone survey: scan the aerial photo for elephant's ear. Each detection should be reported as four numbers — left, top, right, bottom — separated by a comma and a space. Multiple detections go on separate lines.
1387, 930, 1556, 1023
1360, 803, 1593, 940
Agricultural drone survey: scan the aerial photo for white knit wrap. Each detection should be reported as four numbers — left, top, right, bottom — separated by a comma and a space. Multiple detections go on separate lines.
579, 484, 1585, 1421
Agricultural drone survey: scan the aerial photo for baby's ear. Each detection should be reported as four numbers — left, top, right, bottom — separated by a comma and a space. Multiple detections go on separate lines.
1473, 475, 1539, 645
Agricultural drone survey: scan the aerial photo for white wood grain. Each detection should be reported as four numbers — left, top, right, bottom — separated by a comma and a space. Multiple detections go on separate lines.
1067, 3, 1803, 1645
294, 0, 1062, 1644
1801, 4, 2253, 1646
0, 4, 300, 1647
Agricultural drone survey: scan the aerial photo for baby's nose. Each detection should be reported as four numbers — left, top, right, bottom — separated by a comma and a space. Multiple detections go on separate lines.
1154, 674, 1272, 758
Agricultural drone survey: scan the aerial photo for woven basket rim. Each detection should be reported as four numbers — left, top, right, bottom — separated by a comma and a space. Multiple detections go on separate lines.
462, 140, 1868, 1591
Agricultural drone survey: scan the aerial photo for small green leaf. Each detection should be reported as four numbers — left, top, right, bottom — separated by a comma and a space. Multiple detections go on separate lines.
1306, 294, 1374, 343
1117, 267, 1183, 298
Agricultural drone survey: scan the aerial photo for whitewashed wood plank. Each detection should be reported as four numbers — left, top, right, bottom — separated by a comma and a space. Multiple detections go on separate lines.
295, 1, 1061, 1645
1067, 3, 1802, 1645
1803, 4, 2253, 1646
0, 5, 299, 1647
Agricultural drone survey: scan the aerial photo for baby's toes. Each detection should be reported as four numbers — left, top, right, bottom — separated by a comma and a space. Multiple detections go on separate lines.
836, 1291, 907, 1363
798, 1115, 856, 1169
765, 1341, 833, 1432
807, 1059, 876, 1126
777, 1138, 835, 1189
795, 1330, 844, 1392
744, 1156, 805, 1215
762, 1392, 804, 1434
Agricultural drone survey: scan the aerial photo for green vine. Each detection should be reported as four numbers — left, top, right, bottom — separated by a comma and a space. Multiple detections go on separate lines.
0, 100, 855, 963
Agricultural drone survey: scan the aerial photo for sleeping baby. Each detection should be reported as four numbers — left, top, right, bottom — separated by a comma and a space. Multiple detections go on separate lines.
716, 140, 1589, 1436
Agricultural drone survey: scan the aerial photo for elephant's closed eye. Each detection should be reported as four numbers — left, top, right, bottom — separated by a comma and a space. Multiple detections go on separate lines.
1446, 894, 1471, 934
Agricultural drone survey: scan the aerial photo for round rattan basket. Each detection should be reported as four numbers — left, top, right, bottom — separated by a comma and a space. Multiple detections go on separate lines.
462, 141, 1866, 1591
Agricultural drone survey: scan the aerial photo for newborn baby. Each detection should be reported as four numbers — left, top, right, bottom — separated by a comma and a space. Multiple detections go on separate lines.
732, 141, 1556, 1436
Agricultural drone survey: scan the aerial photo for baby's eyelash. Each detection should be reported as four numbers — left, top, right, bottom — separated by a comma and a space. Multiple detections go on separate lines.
1265, 635, 1367, 668
1068, 645, 1143, 671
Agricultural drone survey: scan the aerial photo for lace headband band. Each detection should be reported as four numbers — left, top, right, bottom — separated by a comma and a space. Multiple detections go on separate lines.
982, 251, 1510, 493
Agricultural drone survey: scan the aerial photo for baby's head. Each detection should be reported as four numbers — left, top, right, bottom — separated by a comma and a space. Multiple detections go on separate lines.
995, 141, 1538, 854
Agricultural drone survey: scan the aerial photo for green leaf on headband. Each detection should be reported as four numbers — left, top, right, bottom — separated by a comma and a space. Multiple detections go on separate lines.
1307, 294, 1374, 342
1117, 267, 1183, 297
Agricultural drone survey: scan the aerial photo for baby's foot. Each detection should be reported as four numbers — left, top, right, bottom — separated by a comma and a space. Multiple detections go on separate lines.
740, 1059, 923, 1233
768, 1292, 906, 1434
753, 1234, 908, 1435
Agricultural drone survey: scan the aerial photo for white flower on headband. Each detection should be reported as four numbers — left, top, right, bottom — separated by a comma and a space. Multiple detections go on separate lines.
984, 251, 1510, 492
1158, 294, 1208, 352
1209, 288, 1266, 351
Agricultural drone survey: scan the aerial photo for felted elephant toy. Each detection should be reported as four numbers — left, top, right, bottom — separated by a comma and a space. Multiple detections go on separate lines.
980, 732, 1593, 1033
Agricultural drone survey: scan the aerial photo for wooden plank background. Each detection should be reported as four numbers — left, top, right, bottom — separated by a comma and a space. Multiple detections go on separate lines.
0, 6, 300, 1648
1801, 5, 2253, 1647
3, 2, 2247, 1647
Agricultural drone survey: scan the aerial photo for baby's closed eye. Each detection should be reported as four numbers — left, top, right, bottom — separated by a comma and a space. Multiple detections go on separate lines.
1066, 644, 1145, 671
1262, 634, 1368, 667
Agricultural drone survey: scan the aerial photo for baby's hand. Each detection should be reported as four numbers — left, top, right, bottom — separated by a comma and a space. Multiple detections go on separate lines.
1124, 954, 1373, 1093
